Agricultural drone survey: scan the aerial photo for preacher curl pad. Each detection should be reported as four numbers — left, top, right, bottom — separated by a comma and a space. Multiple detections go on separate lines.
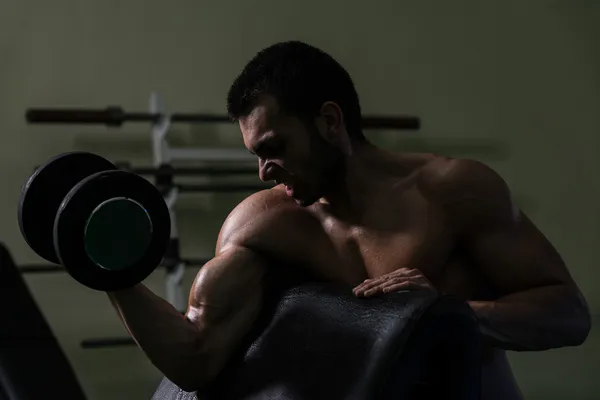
153, 282, 481, 400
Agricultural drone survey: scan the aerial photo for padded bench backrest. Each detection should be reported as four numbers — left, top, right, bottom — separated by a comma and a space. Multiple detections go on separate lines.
0, 243, 87, 399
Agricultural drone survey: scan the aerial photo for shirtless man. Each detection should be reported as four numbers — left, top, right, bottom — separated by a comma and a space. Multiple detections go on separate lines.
108, 41, 591, 399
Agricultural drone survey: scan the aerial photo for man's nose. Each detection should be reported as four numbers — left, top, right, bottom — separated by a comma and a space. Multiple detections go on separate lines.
258, 160, 274, 182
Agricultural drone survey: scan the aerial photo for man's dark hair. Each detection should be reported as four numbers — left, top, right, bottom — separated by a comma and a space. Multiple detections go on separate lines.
227, 41, 365, 141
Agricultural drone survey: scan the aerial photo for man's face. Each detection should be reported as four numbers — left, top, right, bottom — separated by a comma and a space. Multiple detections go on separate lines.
239, 96, 345, 207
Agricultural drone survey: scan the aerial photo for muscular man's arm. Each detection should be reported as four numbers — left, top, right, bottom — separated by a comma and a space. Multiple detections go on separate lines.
427, 158, 591, 351
107, 190, 300, 391
108, 246, 265, 390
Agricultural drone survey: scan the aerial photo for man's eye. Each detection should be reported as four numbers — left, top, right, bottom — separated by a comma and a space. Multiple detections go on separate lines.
262, 145, 279, 157
255, 141, 284, 158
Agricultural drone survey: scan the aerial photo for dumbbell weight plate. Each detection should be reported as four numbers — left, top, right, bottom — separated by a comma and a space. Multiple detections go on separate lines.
54, 170, 171, 291
18, 152, 117, 264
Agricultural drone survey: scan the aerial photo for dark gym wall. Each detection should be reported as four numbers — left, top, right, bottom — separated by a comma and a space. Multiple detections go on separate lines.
1, 1, 598, 399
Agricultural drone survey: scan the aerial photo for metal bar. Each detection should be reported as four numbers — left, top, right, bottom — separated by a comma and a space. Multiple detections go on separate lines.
116, 163, 258, 176
171, 113, 230, 123
125, 112, 158, 123
177, 183, 271, 193
80, 310, 188, 349
19, 264, 64, 273
19, 257, 209, 274
25, 107, 127, 126
362, 116, 420, 130
150, 92, 170, 166
26, 107, 420, 130
25, 108, 230, 126
33, 162, 256, 177
169, 147, 256, 162
179, 257, 209, 266
166, 262, 187, 312
81, 337, 135, 348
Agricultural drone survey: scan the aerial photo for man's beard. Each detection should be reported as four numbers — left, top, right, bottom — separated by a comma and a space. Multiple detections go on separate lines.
293, 126, 346, 207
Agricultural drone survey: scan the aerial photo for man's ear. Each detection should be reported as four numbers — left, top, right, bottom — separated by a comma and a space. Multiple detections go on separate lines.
315, 101, 344, 144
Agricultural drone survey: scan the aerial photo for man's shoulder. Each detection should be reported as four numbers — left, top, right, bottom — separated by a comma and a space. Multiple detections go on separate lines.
411, 155, 514, 221
226, 186, 295, 221
216, 187, 318, 251
415, 155, 506, 198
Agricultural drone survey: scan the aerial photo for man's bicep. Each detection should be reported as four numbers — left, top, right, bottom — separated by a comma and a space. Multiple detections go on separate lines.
185, 246, 266, 377
187, 246, 265, 315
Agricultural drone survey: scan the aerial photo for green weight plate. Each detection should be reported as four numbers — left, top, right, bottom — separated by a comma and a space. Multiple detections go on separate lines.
84, 197, 154, 271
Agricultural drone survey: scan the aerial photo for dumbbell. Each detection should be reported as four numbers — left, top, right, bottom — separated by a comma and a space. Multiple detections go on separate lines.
18, 152, 171, 291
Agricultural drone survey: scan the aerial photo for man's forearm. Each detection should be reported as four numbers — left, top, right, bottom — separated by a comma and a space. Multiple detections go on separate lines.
107, 285, 209, 390
468, 284, 590, 351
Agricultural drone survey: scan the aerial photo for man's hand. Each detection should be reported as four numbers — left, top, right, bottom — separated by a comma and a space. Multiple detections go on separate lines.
353, 268, 437, 298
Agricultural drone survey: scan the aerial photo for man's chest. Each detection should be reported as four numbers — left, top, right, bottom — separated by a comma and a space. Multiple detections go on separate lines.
305, 192, 458, 286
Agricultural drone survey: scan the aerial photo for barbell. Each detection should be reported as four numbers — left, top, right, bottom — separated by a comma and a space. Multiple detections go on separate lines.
18, 152, 171, 291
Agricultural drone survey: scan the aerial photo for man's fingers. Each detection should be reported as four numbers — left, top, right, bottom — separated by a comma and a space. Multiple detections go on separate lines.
353, 269, 428, 297
383, 280, 435, 293
363, 285, 385, 297
353, 283, 373, 297
354, 276, 397, 295
355, 269, 420, 287
358, 278, 412, 297
362, 280, 421, 297
382, 281, 418, 293
380, 277, 428, 289
354, 280, 384, 297
354, 278, 384, 293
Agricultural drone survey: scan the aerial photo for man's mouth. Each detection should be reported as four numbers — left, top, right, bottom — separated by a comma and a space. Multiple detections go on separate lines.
275, 180, 294, 197
284, 185, 293, 197
274, 173, 297, 197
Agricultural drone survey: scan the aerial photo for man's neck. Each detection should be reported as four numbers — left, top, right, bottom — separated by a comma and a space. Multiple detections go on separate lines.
319, 141, 381, 218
